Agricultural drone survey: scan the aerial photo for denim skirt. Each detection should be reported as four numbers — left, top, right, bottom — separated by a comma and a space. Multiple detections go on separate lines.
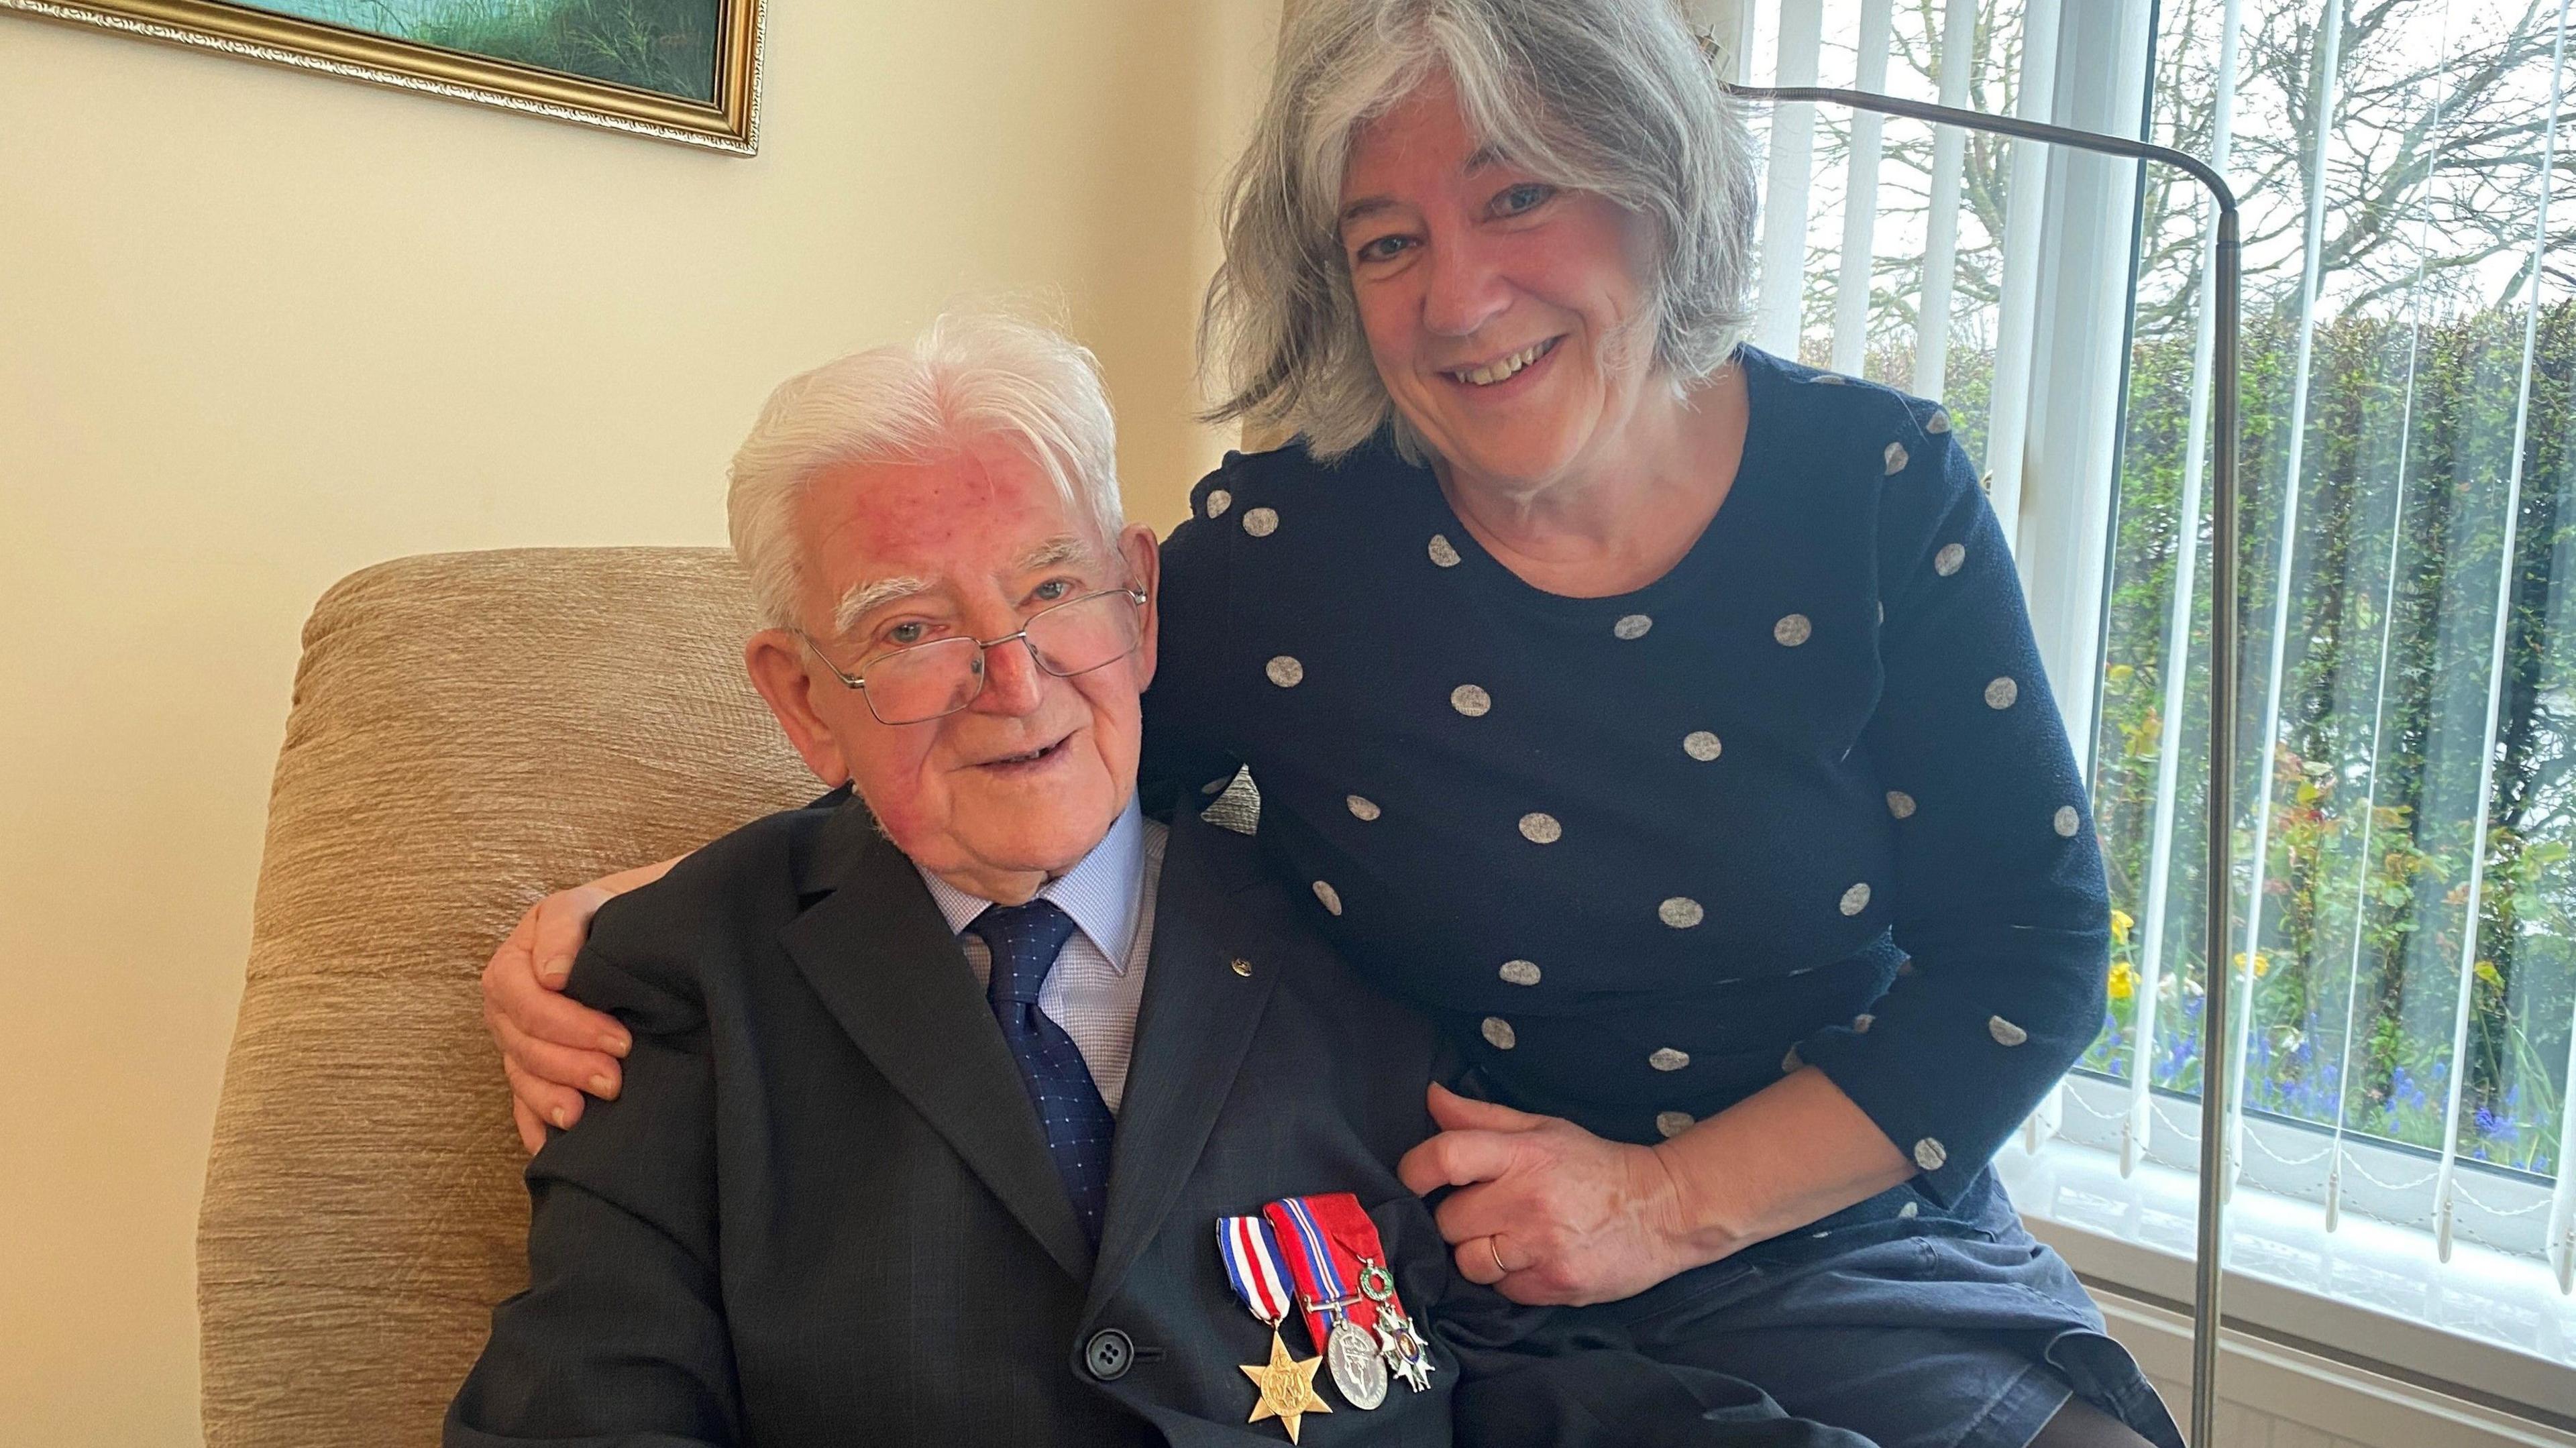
1448, 1168, 2182, 1448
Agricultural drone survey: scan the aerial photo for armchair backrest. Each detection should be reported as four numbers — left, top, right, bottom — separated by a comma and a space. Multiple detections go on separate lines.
196, 547, 814, 1447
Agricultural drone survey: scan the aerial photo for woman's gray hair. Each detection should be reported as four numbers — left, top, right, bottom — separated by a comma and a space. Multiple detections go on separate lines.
728, 309, 1124, 630
1199, 0, 1758, 460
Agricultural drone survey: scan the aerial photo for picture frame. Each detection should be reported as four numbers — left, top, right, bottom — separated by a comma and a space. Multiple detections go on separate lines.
1, 0, 763, 155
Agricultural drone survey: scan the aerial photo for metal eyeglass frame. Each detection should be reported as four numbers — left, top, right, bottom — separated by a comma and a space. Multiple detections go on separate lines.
799, 585, 1150, 726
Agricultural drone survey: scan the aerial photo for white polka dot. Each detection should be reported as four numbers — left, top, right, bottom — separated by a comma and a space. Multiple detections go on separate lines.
1428, 534, 1462, 567
1853, 1013, 1875, 1033
1683, 731, 1723, 761
1241, 506, 1279, 537
1927, 410, 1951, 435
1613, 614, 1654, 641
1655, 1110, 1695, 1139
1347, 795, 1381, 821
1266, 656, 1304, 687
1781, 1046, 1803, 1073
1913, 1138, 1948, 1172
1312, 880, 1342, 915
1481, 1016, 1517, 1050
2054, 805, 2082, 838
1815, 373, 1847, 385
1774, 614, 1812, 647
1839, 883, 1872, 916
1984, 676, 2019, 710
1990, 1016, 2029, 1047
1935, 543, 1966, 577
1658, 897, 1704, 929
1205, 488, 1233, 518
1884, 441, 1909, 474
1499, 959, 1542, 987
1885, 790, 1917, 820
1648, 1047, 1691, 1072
1202, 777, 1228, 795
1451, 684, 1492, 717
1517, 812, 1562, 844
1898, 1200, 1920, 1219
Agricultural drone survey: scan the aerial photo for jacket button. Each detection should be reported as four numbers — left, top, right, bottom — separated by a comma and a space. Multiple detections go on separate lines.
1085, 1327, 1134, 1381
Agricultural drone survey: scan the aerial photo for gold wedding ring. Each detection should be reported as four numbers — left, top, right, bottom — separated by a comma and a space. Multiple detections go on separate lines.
1487, 1237, 1508, 1278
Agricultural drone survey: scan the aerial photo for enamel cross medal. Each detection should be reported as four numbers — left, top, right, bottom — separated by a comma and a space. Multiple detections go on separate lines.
1217, 1215, 1331, 1443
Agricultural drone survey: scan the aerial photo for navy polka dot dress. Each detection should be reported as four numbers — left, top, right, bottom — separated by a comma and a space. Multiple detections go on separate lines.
1145, 346, 2113, 1207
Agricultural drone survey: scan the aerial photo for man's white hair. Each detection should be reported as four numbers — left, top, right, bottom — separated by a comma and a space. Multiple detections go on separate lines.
728, 309, 1125, 630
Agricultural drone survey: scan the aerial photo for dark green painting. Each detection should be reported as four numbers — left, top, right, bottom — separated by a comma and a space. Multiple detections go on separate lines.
241, 0, 722, 100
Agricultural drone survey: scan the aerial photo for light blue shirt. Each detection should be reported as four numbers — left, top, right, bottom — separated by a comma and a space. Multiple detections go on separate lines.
917, 795, 1166, 1114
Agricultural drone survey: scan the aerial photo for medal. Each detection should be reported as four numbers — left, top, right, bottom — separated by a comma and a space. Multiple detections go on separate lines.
1309, 1188, 1434, 1394
1358, 1256, 1436, 1392
1217, 1215, 1332, 1443
1263, 1196, 1390, 1410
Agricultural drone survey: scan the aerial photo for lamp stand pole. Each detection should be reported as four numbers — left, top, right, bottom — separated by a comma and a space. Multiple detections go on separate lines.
1725, 82, 2242, 1447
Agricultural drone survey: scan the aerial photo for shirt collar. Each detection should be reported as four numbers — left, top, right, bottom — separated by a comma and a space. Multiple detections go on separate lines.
916, 794, 1150, 972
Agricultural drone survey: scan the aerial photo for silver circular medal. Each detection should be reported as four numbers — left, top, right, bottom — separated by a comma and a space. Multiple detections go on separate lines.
1327, 1319, 1389, 1409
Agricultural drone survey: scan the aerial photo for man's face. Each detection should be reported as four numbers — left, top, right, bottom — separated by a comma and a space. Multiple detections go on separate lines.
746, 437, 1159, 900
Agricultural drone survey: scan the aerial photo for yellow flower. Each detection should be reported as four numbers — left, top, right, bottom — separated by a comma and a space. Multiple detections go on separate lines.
2107, 663, 2135, 687
2110, 907, 2135, 946
2475, 960, 2504, 990
2109, 962, 2137, 1001
2233, 950, 2271, 979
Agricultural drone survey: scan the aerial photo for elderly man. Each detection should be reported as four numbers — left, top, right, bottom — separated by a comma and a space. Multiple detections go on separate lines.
444, 313, 1462, 1446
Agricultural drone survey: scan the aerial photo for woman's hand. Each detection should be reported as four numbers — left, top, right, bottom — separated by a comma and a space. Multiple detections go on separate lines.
482, 857, 683, 1152
1396, 1083, 1711, 1306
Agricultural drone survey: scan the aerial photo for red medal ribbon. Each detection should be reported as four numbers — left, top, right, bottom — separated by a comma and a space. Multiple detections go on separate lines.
1261, 1192, 1409, 1349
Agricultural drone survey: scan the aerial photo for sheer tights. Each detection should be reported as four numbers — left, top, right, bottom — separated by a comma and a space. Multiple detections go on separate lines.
2029, 1396, 2157, 1448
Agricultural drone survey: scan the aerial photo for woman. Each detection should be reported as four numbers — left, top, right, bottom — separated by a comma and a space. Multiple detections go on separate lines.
485, 3, 2180, 1445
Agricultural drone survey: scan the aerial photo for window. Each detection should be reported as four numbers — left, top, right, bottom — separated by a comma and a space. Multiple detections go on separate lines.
1717, 0, 2576, 1409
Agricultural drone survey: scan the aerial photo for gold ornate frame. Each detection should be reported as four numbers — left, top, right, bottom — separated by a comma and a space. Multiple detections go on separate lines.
1, 0, 763, 154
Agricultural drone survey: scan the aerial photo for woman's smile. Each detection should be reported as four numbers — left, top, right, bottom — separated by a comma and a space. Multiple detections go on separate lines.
1440, 334, 1562, 394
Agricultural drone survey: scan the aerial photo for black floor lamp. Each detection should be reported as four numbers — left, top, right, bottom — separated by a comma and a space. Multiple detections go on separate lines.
1722, 81, 2244, 1446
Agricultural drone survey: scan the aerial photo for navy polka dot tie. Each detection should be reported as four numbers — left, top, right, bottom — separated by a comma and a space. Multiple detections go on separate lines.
967, 899, 1114, 1247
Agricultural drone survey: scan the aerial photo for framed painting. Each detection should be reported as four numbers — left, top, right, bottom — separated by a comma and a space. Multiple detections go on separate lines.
1, 0, 762, 154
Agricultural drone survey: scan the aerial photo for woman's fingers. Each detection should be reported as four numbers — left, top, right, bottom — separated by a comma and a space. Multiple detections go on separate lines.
1454, 1234, 1515, 1286
492, 1011, 623, 1102
511, 1097, 547, 1156
531, 884, 615, 988
485, 924, 630, 1057
1424, 1081, 1545, 1133
1397, 1127, 1521, 1196
503, 1056, 587, 1135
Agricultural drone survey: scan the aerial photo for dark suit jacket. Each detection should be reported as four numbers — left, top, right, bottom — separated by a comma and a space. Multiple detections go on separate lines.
446, 792, 1462, 1447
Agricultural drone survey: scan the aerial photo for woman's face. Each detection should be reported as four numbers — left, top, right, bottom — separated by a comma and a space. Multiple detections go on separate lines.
1336, 73, 1661, 494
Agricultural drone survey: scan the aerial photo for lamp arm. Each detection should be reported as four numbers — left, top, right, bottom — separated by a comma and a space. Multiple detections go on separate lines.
1726, 82, 2241, 1447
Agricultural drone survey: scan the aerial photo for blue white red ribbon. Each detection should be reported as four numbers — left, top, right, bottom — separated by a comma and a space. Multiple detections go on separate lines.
1217, 1213, 1295, 1328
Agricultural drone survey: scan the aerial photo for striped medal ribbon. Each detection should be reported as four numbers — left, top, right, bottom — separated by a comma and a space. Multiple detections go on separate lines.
1217, 1214, 1330, 1443
1263, 1194, 1391, 1411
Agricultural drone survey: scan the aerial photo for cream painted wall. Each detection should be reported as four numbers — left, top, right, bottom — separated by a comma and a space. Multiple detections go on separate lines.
0, 3, 1272, 1441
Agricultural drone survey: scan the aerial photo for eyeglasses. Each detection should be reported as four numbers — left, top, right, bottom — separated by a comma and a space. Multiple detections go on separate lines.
801, 585, 1148, 726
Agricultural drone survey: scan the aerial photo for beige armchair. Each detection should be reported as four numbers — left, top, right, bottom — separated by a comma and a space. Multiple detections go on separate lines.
195, 549, 816, 1448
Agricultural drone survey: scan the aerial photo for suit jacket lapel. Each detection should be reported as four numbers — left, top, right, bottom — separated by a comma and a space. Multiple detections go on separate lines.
1084, 809, 1285, 1317
779, 798, 1094, 1282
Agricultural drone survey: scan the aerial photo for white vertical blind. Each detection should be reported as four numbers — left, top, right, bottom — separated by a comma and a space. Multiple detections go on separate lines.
1982, 0, 2061, 551
1913, 0, 1980, 398
2124, 0, 2243, 1180
1752, 0, 1823, 355
2432, 9, 2572, 1264
1830, 0, 1894, 374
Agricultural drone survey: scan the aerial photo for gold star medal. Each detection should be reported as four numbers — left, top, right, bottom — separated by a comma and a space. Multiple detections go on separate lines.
1218, 1215, 1332, 1441
1241, 1327, 1332, 1443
